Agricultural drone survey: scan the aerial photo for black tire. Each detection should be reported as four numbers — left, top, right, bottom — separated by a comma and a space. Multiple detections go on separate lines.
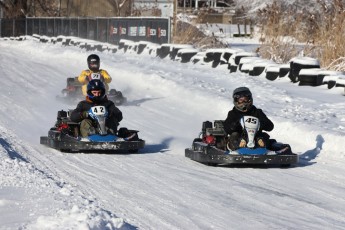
193, 138, 202, 143
118, 127, 129, 138
115, 91, 123, 97
328, 80, 336, 89
67, 77, 75, 86
192, 138, 203, 151
40, 136, 48, 145
266, 72, 279, 81
109, 89, 117, 94
279, 68, 290, 77
252, 66, 265, 76
61, 89, 69, 97
229, 65, 238, 73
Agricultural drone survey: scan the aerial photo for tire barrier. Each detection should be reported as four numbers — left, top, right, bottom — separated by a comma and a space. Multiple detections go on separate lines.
176, 49, 199, 63
265, 65, 280, 81
299, 69, 343, 87
5, 34, 345, 95
288, 57, 320, 83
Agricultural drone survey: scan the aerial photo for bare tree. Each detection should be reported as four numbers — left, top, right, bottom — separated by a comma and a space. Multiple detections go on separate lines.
35, 0, 60, 16
0, 0, 136, 18
0, 0, 59, 18
107, 0, 132, 16
0, 0, 28, 18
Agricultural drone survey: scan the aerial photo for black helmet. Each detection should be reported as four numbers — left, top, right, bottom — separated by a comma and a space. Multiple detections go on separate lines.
87, 79, 106, 102
232, 87, 253, 112
87, 54, 100, 72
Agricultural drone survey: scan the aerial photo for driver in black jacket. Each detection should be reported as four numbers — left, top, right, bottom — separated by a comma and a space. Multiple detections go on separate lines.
223, 87, 274, 150
70, 79, 122, 139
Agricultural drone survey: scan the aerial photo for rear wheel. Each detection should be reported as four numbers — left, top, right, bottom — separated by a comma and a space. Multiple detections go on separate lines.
40, 136, 48, 145
193, 138, 202, 143
67, 77, 75, 86
109, 89, 117, 94
192, 138, 203, 151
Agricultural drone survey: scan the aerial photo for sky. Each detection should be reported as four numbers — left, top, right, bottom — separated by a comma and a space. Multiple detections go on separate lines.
1, 34, 345, 230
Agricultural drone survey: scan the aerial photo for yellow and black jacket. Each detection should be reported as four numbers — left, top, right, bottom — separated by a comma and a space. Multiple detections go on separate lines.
78, 69, 112, 95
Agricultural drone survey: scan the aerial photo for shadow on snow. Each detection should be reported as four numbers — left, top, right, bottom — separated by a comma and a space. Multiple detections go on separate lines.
298, 134, 324, 166
0, 136, 29, 162
139, 137, 173, 154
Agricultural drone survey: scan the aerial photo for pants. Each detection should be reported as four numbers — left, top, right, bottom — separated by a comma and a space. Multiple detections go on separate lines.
80, 118, 118, 137
227, 132, 242, 150
227, 132, 270, 150
80, 119, 94, 137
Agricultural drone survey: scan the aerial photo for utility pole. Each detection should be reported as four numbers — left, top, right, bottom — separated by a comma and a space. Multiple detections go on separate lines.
59, 0, 62, 16
173, 0, 177, 42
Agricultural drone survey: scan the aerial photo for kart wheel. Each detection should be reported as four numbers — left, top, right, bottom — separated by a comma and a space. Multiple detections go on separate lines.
40, 136, 48, 145
67, 77, 75, 85
109, 89, 117, 94
61, 89, 69, 97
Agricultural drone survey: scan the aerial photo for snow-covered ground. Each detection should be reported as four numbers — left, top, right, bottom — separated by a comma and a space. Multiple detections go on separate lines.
1, 38, 345, 229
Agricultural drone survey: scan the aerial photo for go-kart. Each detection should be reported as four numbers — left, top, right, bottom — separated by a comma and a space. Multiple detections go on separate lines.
40, 105, 145, 153
185, 116, 299, 167
57, 76, 126, 106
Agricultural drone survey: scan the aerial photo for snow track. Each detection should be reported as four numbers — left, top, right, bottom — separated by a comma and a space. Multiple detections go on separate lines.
1, 39, 345, 229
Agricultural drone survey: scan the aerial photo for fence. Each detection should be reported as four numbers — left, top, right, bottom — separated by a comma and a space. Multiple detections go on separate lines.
0, 17, 170, 44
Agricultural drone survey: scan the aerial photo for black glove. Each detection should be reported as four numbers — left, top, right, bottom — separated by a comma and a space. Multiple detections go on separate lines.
114, 112, 123, 123
81, 111, 88, 119
230, 121, 241, 131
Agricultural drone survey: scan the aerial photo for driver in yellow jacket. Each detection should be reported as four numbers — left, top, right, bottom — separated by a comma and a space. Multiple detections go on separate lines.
78, 54, 112, 96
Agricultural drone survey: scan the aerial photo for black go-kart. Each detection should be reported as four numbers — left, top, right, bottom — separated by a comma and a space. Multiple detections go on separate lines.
57, 77, 127, 106
40, 106, 145, 153
185, 117, 299, 167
